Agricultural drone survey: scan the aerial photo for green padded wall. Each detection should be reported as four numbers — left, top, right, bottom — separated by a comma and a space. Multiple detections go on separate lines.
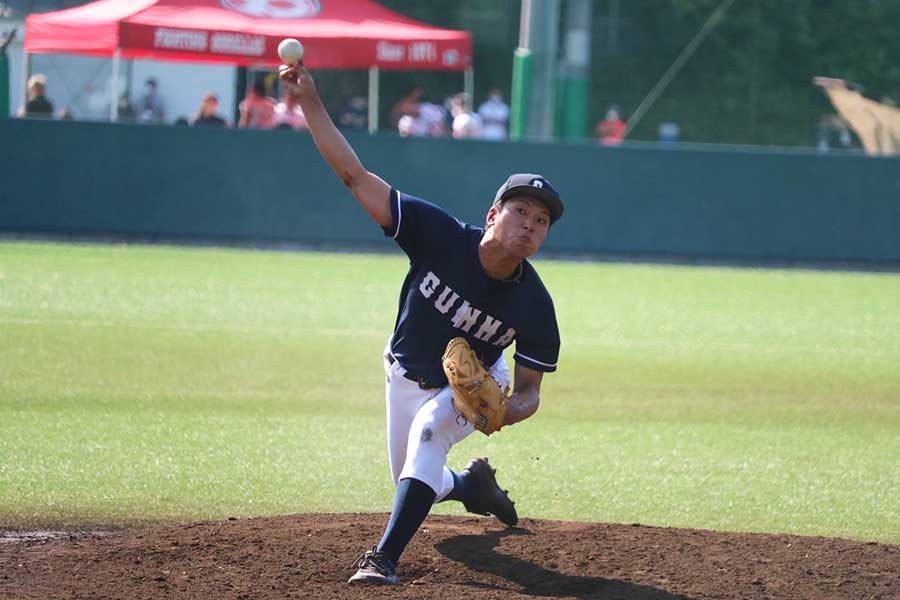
1, 119, 898, 265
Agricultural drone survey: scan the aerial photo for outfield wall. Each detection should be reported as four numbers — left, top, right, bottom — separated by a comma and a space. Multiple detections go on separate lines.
2, 119, 899, 265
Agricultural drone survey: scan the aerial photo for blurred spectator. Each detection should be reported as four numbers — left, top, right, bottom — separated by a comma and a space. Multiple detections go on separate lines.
657, 121, 680, 145
117, 93, 136, 123
174, 116, 190, 126
137, 77, 165, 123
398, 114, 418, 137
274, 88, 308, 131
449, 93, 481, 140
390, 85, 423, 128
477, 88, 509, 141
192, 92, 229, 127
238, 78, 276, 129
58, 107, 74, 120
338, 95, 368, 131
18, 73, 54, 118
419, 101, 448, 137
396, 98, 446, 138
816, 113, 854, 153
595, 105, 626, 145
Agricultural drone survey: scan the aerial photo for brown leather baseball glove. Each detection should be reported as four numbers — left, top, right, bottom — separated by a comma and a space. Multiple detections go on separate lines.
442, 337, 510, 435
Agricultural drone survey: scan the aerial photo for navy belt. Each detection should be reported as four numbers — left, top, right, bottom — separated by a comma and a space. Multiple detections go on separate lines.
387, 353, 443, 390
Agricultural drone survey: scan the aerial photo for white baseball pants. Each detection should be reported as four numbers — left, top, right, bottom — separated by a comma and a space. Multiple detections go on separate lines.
383, 343, 510, 500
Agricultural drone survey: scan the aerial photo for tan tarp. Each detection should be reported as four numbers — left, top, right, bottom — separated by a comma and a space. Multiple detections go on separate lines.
815, 76, 900, 156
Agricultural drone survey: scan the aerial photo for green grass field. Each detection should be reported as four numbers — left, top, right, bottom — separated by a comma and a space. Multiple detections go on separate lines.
1, 241, 898, 543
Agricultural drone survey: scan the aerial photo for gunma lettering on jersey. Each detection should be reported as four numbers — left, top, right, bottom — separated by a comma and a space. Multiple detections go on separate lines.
419, 271, 516, 346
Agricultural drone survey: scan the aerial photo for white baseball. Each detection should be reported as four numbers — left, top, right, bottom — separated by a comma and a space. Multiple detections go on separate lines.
278, 38, 304, 65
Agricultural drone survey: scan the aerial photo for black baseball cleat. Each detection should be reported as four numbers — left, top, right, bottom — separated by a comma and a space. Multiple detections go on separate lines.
348, 546, 400, 585
461, 457, 519, 527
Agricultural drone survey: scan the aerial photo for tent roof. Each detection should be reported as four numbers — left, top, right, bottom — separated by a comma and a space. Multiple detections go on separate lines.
25, 0, 472, 70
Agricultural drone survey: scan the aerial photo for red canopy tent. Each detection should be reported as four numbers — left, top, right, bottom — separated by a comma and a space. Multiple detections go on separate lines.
24, 0, 474, 128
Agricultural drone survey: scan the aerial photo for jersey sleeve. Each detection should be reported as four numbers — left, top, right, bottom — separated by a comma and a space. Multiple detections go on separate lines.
513, 295, 560, 373
381, 189, 465, 259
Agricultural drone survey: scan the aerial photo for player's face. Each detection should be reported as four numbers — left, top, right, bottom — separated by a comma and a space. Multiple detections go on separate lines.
489, 197, 551, 258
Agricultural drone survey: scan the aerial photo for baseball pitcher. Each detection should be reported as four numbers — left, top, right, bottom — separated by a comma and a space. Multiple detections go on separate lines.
280, 58, 563, 586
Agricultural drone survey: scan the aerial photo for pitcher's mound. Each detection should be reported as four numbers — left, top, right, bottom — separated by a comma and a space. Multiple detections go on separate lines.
2, 513, 898, 599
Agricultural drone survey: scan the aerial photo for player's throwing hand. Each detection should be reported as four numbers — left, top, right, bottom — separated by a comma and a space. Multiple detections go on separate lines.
278, 62, 315, 99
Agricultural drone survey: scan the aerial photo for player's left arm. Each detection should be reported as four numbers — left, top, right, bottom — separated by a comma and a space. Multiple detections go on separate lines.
503, 364, 544, 426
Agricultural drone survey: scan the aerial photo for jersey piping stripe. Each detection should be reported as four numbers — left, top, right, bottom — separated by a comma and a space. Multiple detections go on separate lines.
513, 352, 557, 369
391, 189, 402, 240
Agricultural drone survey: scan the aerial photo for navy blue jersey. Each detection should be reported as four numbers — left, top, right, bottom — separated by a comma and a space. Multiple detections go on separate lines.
382, 189, 560, 386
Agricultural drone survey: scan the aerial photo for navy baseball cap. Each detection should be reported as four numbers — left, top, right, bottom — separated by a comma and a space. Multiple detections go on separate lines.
493, 173, 564, 223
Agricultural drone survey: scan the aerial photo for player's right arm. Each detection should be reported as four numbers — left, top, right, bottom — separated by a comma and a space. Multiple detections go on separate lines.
503, 364, 543, 426
279, 63, 392, 228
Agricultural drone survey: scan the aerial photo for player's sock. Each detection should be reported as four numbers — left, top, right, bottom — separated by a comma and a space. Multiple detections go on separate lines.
439, 468, 467, 503
377, 477, 436, 565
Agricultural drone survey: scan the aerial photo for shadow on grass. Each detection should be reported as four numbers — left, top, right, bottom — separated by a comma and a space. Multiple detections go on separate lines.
435, 527, 692, 600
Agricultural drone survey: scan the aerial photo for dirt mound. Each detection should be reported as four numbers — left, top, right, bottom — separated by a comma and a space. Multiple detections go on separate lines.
1, 513, 897, 599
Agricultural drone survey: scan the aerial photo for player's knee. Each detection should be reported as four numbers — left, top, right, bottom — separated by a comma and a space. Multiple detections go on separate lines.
409, 402, 457, 451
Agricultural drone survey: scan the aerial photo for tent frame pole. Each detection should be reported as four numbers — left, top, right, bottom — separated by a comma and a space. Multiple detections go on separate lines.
109, 48, 121, 122
367, 66, 379, 134
463, 66, 474, 111
22, 51, 31, 113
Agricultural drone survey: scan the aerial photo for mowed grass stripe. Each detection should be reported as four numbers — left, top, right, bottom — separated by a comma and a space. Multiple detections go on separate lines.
1, 241, 898, 542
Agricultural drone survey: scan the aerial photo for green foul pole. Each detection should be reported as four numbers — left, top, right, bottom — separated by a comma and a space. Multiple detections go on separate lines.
559, 0, 592, 140
509, 47, 533, 141
559, 77, 589, 140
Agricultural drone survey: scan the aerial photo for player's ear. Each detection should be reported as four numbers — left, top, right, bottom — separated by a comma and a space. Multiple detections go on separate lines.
485, 206, 499, 228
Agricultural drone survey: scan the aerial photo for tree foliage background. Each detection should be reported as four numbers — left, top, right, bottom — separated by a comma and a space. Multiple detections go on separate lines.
371, 0, 900, 146
14, 0, 900, 146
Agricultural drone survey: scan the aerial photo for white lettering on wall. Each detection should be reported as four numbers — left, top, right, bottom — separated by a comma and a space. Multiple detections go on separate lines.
210, 32, 265, 56
154, 28, 208, 52
377, 41, 405, 62
408, 42, 437, 63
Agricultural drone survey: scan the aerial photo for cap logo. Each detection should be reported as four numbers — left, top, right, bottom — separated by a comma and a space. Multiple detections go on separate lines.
531, 179, 544, 188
